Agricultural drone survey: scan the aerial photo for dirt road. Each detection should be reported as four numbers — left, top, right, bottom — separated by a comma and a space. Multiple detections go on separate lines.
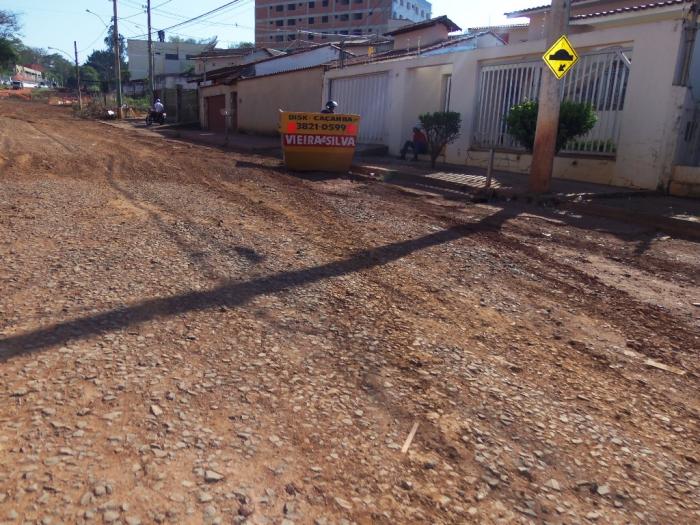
1, 99, 698, 525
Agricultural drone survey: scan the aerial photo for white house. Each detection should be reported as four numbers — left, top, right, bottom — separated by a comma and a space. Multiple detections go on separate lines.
324, 1, 700, 194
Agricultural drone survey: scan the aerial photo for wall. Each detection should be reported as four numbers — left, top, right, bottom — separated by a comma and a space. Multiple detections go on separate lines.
402, 63, 453, 133
128, 39, 210, 80
237, 67, 325, 135
392, 0, 431, 21
255, 0, 398, 46
690, 27, 700, 101
324, 14, 690, 190
198, 84, 237, 130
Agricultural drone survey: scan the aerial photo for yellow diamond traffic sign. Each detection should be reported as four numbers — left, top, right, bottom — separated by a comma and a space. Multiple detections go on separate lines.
543, 35, 579, 79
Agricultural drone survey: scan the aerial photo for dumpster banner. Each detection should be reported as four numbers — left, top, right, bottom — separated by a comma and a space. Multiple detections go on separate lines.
279, 111, 361, 172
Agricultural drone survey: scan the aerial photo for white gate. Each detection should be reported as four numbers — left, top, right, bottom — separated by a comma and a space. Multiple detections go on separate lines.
474, 49, 632, 156
329, 73, 388, 144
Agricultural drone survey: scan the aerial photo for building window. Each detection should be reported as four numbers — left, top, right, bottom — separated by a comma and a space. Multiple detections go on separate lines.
309, 0, 315, 6
287, 3, 296, 10
339, 30, 349, 35
352, 29, 362, 35
339, 13, 349, 21
354, 0, 363, 3
308, 16, 315, 23
287, 18, 296, 25
275, 35, 284, 41
322, 0, 329, 6
276, 19, 284, 26
165, 53, 178, 60
322, 15, 329, 22
441, 74, 452, 112
288, 34, 296, 40
339, 0, 350, 4
353, 12, 362, 20
276, 5, 283, 11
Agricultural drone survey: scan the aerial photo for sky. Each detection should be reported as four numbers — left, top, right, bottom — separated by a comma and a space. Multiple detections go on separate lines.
4, 0, 544, 63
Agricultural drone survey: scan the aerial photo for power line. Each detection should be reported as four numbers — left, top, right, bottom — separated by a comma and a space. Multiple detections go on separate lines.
127, 0, 248, 38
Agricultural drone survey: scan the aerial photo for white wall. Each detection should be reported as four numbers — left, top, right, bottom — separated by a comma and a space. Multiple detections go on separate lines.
128, 39, 211, 80
325, 15, 690, 190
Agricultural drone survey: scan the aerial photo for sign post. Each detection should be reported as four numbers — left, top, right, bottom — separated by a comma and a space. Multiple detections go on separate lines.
529, 0, 573, 194
279, 112, 361, 172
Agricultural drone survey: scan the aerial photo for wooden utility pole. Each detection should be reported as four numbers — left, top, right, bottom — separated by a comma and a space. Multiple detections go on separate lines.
528, 0, 571, 193
147, 0, 154, 101
73, 41, 83, 111
112, 0, 124, 118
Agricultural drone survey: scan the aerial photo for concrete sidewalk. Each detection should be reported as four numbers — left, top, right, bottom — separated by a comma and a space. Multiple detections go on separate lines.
352, 158, 645, 198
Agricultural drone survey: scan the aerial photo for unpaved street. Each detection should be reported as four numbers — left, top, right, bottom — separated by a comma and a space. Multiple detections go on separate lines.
1, 99, 698, 525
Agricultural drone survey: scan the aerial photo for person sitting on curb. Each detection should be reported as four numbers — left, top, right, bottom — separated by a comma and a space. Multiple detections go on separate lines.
400, 127, 428, 161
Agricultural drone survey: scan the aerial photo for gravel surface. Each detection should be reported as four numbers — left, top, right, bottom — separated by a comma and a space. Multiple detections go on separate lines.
1, 99, 698, 524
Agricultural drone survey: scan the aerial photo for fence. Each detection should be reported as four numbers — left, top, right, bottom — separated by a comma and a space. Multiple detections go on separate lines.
473, 48, 632, 156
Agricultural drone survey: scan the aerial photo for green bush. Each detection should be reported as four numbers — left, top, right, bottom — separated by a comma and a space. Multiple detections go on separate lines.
124, 95, 151, 112
418, 111, 462, 168
506, 100, 597, 153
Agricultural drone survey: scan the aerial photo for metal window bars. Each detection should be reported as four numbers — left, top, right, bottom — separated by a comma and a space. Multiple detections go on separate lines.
474, 48, 632, 156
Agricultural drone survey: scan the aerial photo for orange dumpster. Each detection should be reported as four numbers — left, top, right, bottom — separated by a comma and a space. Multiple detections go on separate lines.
279, 111, 361, 172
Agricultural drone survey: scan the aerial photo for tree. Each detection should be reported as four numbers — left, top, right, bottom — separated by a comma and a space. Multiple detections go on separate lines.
168, 35, 217, 46
419, 111, 462, 168
80, 65, 101, 92
105, 24, 126, 63
0, 10, 20, 39
0, 37, 17, 71
0, 10, 20, 75
506, 100, 597, 153
230, 41, 255, 49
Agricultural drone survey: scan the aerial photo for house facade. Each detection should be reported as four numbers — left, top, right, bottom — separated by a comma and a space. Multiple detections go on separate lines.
254, 0, 432, 46
323, 1, 700, 193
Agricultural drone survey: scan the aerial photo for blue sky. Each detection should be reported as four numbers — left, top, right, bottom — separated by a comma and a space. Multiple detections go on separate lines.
4, 0, 543, 62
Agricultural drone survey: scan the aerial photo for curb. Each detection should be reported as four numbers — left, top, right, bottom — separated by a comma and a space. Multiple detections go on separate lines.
350, 164, 700, 241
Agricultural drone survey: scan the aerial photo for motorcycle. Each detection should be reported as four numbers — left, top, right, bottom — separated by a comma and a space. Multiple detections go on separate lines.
146, 110, 166, 126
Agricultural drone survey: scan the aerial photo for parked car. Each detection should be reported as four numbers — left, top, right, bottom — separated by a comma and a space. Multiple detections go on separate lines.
11, 80, 23, 90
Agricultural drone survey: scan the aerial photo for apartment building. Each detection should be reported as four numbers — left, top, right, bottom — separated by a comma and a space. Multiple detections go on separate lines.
254, 0, 432, 46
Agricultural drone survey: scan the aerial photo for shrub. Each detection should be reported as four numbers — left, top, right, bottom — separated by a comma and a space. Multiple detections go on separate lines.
418, 111, 462, 168
506, 100, 597, 153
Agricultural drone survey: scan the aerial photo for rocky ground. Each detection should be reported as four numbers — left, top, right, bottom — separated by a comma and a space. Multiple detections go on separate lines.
0, 99, 698, 525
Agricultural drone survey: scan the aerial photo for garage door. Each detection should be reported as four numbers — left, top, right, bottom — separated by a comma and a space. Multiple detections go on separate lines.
329, 73, 388, 144
206, 95, 226, 132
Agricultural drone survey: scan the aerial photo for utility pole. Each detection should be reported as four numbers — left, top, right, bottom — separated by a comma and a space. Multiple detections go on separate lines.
73, 41, 83, 111
528, 0, 571, 193
112, 0, 124, 118
147, 0, 154, 101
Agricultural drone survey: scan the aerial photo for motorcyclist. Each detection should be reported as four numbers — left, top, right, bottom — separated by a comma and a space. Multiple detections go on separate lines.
321, 100, 337, 114
148, 98, 166, 125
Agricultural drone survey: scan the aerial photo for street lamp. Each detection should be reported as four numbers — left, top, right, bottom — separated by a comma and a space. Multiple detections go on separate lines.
85, 9, 109, 29
48, 45, 83, 110
86, 5, 123, 118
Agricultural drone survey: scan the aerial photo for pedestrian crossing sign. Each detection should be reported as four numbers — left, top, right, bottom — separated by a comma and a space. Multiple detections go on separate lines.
543, 35, 579, 79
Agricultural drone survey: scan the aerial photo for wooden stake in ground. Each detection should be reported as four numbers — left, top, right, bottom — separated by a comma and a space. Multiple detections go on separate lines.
401, 422, 419, 454
529, 0, 571, 193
